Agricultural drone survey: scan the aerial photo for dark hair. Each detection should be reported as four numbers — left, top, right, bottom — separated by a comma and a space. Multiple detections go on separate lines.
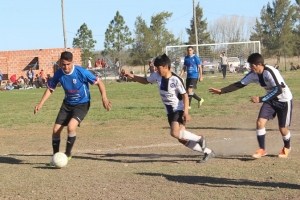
187, 46, 194, 50
247, 53, 264, 65
154, 54, 171, 69
60, 51, 73, 61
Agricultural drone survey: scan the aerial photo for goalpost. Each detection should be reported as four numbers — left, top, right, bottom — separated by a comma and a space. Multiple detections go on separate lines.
165, 41, 261, 66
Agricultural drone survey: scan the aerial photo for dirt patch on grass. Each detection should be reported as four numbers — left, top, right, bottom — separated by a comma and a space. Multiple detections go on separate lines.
0, 102, 300, 199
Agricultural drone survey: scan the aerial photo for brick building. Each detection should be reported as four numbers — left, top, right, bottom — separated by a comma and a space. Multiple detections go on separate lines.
0, 48, 82, 82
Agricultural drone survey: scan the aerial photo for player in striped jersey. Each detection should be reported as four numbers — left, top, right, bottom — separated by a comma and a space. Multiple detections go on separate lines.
209, 53, 293, 159
122, 54, 215, 163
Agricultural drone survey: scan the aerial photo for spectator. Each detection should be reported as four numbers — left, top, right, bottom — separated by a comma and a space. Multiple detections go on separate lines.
27, 68, 34, 86
35, 74, 43, 88
0, 69, 2, 86
274, 63, 279, 70
39, 69, 45, 83
115, 58, 120, 75
174, 57, 181, 75
95, 59, 101, 68
229, 64, 236, 73
88, 57, 92, 69
220, 52, 229, 79
5, 80, 14, 90
148, 60, 155, 75
101, 58, 106, 68
290, 63, 297, 71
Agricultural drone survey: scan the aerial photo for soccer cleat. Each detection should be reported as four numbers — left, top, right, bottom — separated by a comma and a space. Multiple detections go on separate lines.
198, 151, 215, 163
68, 156, 72, 161
197, 135, 206, 150
278, 147, 291, 158
252, 148, 267, 159
198, 98, 204, 108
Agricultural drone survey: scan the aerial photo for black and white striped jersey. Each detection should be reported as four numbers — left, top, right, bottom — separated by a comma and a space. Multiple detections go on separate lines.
241, 65, 292, 102
147, 72, 187, 114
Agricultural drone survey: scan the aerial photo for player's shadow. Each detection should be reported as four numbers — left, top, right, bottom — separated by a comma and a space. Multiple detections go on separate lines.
0, 156, 23, 164
79, 153, 205, 164
216, 154, 277, 161
137, 172, 300, 190
163, 126, 278, 131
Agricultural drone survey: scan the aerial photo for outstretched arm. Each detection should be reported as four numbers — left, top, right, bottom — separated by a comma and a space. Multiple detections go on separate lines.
209, 81, 246, 95
96, 80, 112, 111
34, 88, 52, 114
122, 70, 148, 84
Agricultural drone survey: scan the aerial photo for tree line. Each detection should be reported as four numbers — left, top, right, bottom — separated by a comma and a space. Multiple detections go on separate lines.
72, 0, 300, 68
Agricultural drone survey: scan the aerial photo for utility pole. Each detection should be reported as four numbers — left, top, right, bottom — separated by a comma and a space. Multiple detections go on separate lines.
193, 0, 199, 55
61, 0, 67, 51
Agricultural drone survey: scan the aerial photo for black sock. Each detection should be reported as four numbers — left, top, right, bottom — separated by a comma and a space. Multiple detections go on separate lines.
283, 138, 290, 149
65, 134, 76, 157
193, 93, 201, 101
188, 95, 193, 106
257, 135, 265, 149
52, 137, 61, 154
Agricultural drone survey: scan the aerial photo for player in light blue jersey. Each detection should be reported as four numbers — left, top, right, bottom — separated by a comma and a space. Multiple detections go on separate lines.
34, 51, 112, 164
209, 53, 292, 159
179, 46, 204, 109
122, 54, 215, 163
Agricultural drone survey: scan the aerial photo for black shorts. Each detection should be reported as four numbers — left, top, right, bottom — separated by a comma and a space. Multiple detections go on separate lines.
186, 78, 198, 89
55, 101, 90, 126
258, 100, 292, 127
167, 111, 185, 126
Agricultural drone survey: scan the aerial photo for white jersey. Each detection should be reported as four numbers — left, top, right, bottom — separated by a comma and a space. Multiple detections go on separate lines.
147, 72, 187, 114
241, 65, 292, 102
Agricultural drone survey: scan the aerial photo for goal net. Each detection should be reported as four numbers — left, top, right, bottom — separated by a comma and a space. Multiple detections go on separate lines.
165, 41, 261, 72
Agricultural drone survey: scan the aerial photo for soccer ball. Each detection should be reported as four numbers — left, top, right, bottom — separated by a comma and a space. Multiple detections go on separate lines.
52, 152, 68, 168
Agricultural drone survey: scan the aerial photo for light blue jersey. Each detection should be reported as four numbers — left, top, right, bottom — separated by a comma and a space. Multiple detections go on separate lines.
183, 55, 201, 78
47, 65, 98, 104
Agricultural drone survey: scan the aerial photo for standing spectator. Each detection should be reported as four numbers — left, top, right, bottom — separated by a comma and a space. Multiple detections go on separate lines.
95, 59, 101, 68
179, 46, 204, 109
115, 58, 120, 75
209, 53, 293, 159
0, 69, 2, 86
39, 69, 45, 84
122, 54, 215, 163
220, 52, 228, 79
88, 57, 92, 69
148, 59, 155, 75
27, 68, 34, 86
34, 51, 112, 165
101, 58, 106, 68
174, 57, 181, 75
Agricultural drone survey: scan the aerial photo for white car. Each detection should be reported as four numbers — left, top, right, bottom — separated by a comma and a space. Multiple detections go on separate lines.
228, 57, 241, 70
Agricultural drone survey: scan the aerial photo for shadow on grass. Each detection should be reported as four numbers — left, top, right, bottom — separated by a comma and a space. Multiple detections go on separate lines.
137, 172, 300, 190
0, 156, 23, 164
162, 126, 278, 131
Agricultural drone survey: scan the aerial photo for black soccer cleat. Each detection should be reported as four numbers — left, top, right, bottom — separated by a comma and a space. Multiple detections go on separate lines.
198, 151, 216, 163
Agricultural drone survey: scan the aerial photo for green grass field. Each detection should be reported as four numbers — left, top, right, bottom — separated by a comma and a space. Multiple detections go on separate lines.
0, 70, 299, 199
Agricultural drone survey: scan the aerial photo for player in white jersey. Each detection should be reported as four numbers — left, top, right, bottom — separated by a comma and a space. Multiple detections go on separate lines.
122, 54, 215, 163
209, 53, 293, 159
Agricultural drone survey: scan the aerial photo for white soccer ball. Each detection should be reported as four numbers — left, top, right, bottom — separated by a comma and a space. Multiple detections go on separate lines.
52, 152, 68, 168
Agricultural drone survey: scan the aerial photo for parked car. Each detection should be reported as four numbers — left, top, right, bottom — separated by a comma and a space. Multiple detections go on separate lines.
202, 61, 219, 74
228, 57, 241, 70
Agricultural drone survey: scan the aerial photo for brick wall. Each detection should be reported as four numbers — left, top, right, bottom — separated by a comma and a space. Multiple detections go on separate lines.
0, 48, 81, 81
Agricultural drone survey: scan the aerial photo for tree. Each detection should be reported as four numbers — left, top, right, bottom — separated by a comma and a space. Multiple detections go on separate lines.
130, 16, 154, 74
130, 12, 179, 69
72, 23, 96, 67
186, 2, 212, 45
250, 0, 298, 62
104, 11, 133, 59
149, 12, 179, 56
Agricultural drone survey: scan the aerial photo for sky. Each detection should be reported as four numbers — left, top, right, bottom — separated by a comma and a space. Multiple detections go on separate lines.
0, 0, 275, 52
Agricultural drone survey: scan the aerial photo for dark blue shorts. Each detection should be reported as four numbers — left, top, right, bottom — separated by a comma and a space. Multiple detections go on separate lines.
167, 111, 185, 126
55, 101, 90, 126
258, 100, 292, 127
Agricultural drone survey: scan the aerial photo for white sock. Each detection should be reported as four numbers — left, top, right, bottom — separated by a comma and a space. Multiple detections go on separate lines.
179, 130, 201, 142
203, 148, 212, 154
186, 141, 203, 152
282, 131, 291, 141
